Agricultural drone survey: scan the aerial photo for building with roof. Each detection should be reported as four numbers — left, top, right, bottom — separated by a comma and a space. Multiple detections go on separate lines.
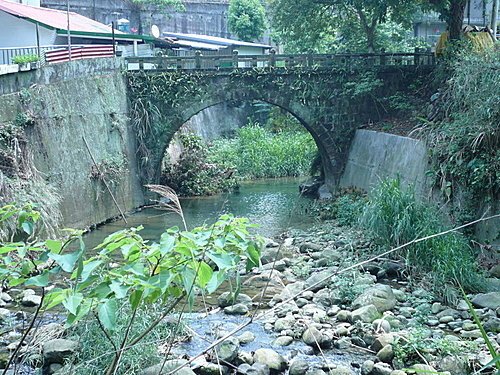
0, 0, 154, 64
164, 32, 271, 55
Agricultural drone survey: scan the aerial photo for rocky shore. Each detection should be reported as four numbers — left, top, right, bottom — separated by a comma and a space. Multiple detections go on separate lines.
1, 221, 498, 374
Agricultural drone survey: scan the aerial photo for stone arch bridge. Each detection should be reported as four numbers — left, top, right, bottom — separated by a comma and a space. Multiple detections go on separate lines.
126, 52, 435, 190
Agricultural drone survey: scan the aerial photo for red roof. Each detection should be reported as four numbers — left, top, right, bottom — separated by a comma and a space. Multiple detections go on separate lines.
0, 0, 125, 35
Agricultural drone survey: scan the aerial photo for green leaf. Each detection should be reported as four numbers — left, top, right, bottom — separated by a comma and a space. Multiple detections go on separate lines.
197, 261, 213, 288
245, 241, 260, 272
207, 252, 235, 270
98, 299, 117, 331
44, 289, 65, 310
49, 250, 82, 273
129, 289, 143, 310
45, 239, 63, 254
21, 221, 33, 235
206, 270, 226, 294
62, 292, 84, 316
109, 281, 129, 299
25, 272, 50, 287
159, 233, 176, 255
77, 260, 103, 283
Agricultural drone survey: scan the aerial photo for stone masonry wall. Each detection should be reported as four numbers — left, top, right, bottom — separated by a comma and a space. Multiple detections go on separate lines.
0, 59, 144, 229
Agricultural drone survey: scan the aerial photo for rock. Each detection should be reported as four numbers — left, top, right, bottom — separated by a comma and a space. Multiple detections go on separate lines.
361, 360, 374, 375
490, 264, 500, 278
336, 310, 351, 322
273, 336, 293, 346
335, 326, 349, 336
439, 355, 468, 375
198, 363, 229, 375
48, 363, 63, 374
431, 302, 444, 314
392, 289, 406, 303
351, 304, 380, 323
237, 363, 270, 375
411, 364, 437, 373
21, 292, 42, 307
274, 315, 295, 331
327, 305, 341, 316
238, 351, 254, 365
373, 319, 391, 333
0, 292, 12, 303
238, 331, 256, 344
42, 339, 79, 364
253, 349, 286, 372
318, 184, 333, 200
289, 358, 309, 375
320, 249, 341, 263
456, 300, 469, 311
224, 303, 249, 315
216, 337, 240, 362
0, 308, 10, 321
260, 248, 284, 265
299, 242, 322, 253
390, 371, 406, 375
335, 337, 351, 349
371, 363, 393, 375
483, 317, 500, 333
141, 359, 195, 375
302, 326, 328, 347
471, 292, 500, 310
460, 329, 482, 338
279, 282, 305, 300
305, 270, 334, 292
352, 285, 396, 313
436, 308, 460, 319
370, 334, 394, 352
313, 289, 334, 307
377, 344, 394, 363
439, 316, 454, 324
218, 292, 252, 308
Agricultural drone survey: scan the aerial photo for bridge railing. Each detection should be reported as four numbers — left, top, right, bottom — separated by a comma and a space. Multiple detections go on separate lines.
126, 49, 436, 71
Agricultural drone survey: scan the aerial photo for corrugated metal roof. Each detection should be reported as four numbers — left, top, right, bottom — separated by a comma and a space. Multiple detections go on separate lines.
0, 0, 122, 34
174, 40, 225, 50
163, 32, 271, 49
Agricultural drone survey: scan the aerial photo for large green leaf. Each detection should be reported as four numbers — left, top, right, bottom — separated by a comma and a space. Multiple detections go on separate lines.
78, 260, 103, 283
98, 299, 117, 331
196, 261, 213, 288
45, 239, 63, 254
49, 250, 82, 273
159, 233, 176, 255
109, 281, 129, 299
25, 272, 49, 287
62, 292, 84, 316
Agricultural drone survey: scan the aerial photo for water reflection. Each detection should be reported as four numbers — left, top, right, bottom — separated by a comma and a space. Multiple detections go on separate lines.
84, 178, 314, 248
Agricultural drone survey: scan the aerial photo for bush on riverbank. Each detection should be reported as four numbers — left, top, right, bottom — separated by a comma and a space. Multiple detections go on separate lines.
360, 177, 484, 296
207, 123, 317, 179
162, 133, 239, 196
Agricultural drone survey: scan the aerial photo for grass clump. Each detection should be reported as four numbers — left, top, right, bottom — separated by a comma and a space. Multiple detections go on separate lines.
310, 189, 366, 226
360, 177, 484, 295
207, 123, 317, 179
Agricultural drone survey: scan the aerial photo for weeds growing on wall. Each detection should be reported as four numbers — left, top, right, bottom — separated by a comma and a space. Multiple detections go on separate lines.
424, 48, 499, 220
360, 177, 484, 297
207, 123, 317, 179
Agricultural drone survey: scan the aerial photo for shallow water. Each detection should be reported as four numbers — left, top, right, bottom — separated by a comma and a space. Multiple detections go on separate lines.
84, 177, 316, 247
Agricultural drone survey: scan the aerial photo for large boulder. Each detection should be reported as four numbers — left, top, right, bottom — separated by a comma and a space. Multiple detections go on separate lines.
471, 292, 500, 310
351, 304, 380, 323
352, 284, 396, 312
216, 336, 240, 362
305, 270, 335, 292
42, 339, 79, 365
302, 326, 329, 347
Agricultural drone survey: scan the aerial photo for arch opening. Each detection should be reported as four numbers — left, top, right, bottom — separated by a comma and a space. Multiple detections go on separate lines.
158, 100, 326, 197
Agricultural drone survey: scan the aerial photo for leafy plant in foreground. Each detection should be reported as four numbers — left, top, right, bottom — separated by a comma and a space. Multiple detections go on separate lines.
0, 204, 262, 374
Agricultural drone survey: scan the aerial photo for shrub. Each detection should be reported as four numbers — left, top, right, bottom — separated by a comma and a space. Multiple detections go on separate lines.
208, 123, 317, 179
360, 177, 484, 295
162, 133, 239, 196
12, 54, 39, 64
309, 189, 366, 225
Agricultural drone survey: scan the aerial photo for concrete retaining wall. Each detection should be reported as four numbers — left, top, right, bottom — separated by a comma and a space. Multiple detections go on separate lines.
340, 129, 430, 194
0, 59, 144, 229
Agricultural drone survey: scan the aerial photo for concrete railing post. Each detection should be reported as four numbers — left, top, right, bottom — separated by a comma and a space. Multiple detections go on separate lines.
232, 50, 239, 68
195, 50, 202, 69
414, 47, 420, 65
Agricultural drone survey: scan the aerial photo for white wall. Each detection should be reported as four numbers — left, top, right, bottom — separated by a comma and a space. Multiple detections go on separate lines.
5, 0, 41, 6
0, 11, 56, 48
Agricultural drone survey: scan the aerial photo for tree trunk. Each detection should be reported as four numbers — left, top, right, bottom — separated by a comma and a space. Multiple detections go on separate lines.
492, 0, 499, 40
448, 0, 467, 40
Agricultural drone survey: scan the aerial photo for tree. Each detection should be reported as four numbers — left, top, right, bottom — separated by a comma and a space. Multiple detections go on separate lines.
420, 0, 467, 40
127, 0, 184, 35
228, 0, 267, 41
269, 0, 419, 53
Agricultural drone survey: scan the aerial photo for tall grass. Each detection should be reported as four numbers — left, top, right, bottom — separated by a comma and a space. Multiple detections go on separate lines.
360, 178, 484, 295
207, 124, 317, 179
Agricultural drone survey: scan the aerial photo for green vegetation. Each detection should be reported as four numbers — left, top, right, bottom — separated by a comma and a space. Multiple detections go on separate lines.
207, 123, 317, 179
228, 0, 266, 42
162, 133, 239, 196
311, 189, 366, 226
426, 49, 499, 220
269, 0, 426, 53
360, 177, 484, 295
0, 204, 262, 374
12, 54, 39, 65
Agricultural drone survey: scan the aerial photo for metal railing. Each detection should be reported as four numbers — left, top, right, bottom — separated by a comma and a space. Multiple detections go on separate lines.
126, 50, 436, 71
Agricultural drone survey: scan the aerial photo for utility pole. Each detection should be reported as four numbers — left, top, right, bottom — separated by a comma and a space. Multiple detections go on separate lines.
492, 0, 499, 40
67, 0, 72, 61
